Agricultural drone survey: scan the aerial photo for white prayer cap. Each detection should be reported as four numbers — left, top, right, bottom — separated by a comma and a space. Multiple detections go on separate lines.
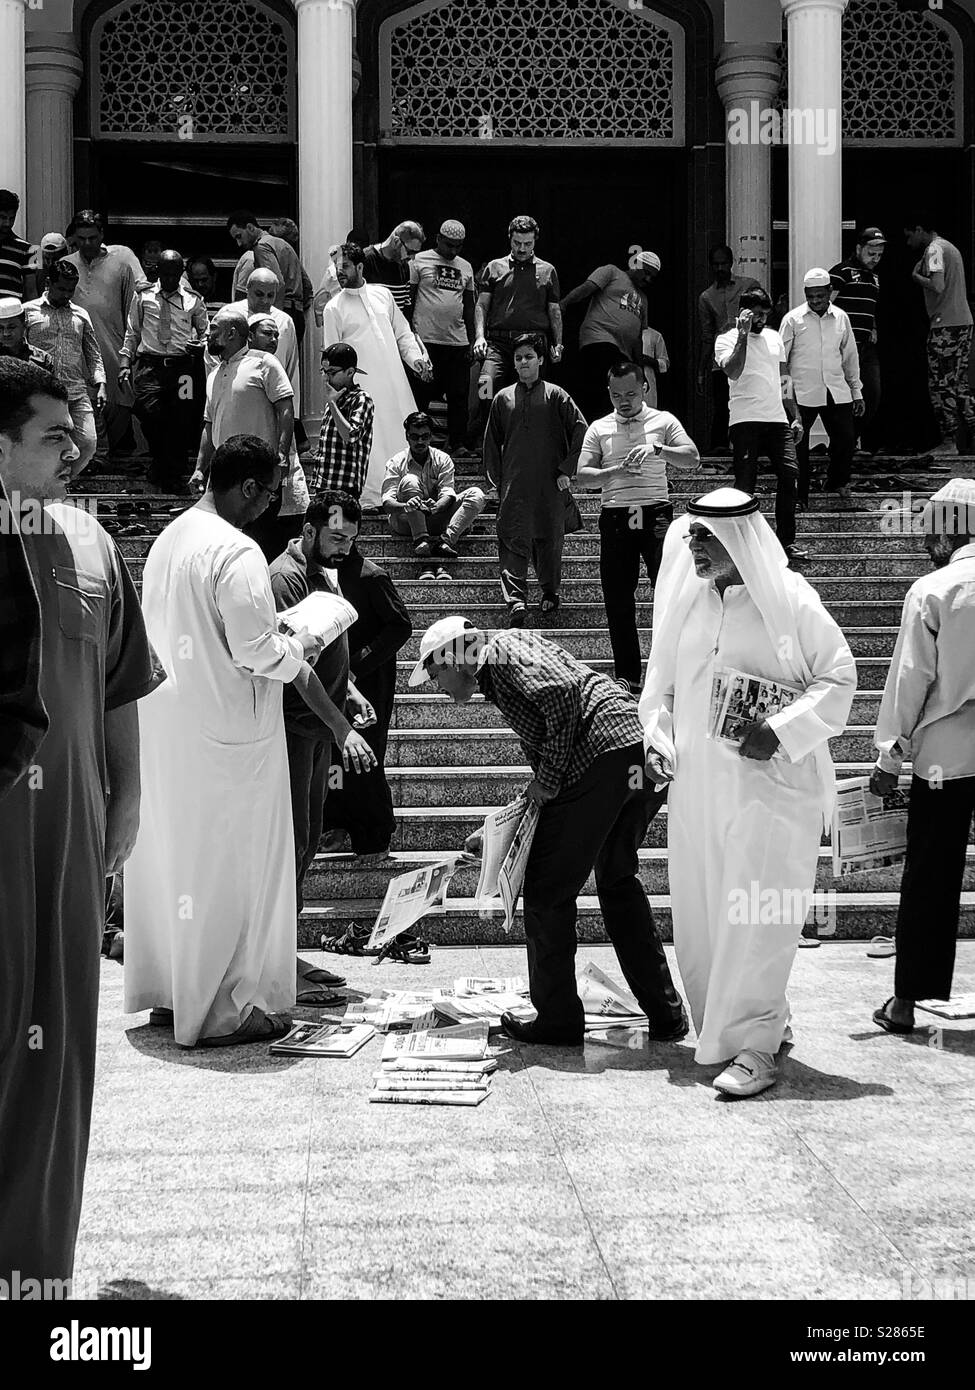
922, 477, 975, 537
247, 311, 277, 328
0, 297, 25, 320
633, 250, 661, 272
439, 219, 466, 241
409, 616, 484, 688
803, 267, 831, 288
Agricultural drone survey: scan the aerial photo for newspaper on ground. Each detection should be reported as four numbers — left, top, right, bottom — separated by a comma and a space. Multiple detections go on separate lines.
708, 666, 801, 747
343, 990, 443, 1032
277, 589, 358, 646
269, 1021, 375, 1057
366, 854, 472, 952
380, 1058, 499, 1075
368, 1090, 488, 1106
831, 776, 910, 877
577, 961, 648, 1030
454, 976, 527, 996
372, 1075, 491, 1092
435, 992, 535, 1027
915, 995, 975, 1020
380, 1021, 490, 1062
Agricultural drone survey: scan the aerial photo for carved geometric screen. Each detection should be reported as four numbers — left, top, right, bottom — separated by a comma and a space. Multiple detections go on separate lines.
381, 0, 684, 146
776, 0, 961, 146
93, 0, 295, 142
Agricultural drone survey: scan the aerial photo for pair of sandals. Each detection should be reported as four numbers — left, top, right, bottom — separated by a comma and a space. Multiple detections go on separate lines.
321, 922, 430, 964
101, 500, 152, 537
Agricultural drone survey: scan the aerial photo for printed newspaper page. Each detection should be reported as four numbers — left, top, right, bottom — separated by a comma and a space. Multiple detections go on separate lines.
366, 856, 466, 951
497, 800, 541, 934
474, 798, 529, 902
831, 776, 909, 877
708, 667, 802, 748
277, 589, 358, 645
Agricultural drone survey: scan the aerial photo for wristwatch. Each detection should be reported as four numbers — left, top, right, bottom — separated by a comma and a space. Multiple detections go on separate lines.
653, 441, 663, 456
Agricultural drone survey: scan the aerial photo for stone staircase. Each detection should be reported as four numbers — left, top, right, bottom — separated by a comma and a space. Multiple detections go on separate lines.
78, 452, 975, 946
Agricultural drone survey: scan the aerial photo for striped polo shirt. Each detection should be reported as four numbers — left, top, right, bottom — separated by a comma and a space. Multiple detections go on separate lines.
828, 258, 879, 345
0, 233, 32, 299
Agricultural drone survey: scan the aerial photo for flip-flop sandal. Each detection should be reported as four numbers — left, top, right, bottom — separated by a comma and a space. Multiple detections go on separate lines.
872, 997, 914, 1035
321, 923, 380, 957
295, 987, 346, 1007
297, 964, 347, 988
867, 935, 896, 958
435, 566, 452, 580
797, 936, 821, 948
197, 1007, 292, 1048
540, 594, 560, 614
375, 935, 431, 965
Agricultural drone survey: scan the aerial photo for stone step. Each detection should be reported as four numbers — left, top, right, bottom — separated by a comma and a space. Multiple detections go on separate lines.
303, 846, 975, 901
377, 578, 917, 606
390, 691, 887, 730
395, 627, 897, 660
296, 894, 975, 947
359, 600, 909, 630
353, 507, 911, 534
394, 653, 893, 692
387, 802, 975, 852
383, 761, 890, 806
383, 727, 884, 767
355, 557, 928, 583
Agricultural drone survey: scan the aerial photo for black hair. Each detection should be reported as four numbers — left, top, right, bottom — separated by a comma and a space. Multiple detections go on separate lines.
508, 215, 539, 237
739, 288, 773, 312
72, 209, 103, 233
404, 411, 434, 433
512, 332, 546, 356
0, 359, 69, 440
187, 254, 216, 277
336, 242, 365, 266
305, 490, 362, 530
607, 359, 647, 387
0, 190, 20, 214
208, 434, 277, 494
709, 245, 734, 262
903, 211, 938, 234
226, 210, 259, 232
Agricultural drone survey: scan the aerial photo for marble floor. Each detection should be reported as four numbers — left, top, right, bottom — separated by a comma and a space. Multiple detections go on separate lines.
74, 943, 975, 1301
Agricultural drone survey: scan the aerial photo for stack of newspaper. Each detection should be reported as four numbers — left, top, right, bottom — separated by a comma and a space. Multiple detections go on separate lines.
269, 1020, 376, 1058
369, 1022, 496, 1106
434, 976, 535, 1029
577, 962, 648, 1031
342, 989, 444, 1033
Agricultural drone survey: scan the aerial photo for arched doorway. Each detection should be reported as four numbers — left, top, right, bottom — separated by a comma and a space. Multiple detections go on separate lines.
77, 0, 297, 292
355, 0, 722, 429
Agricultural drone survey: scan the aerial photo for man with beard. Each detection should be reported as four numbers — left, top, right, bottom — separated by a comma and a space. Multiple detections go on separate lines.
870, 479, 975, 1035
410, 221, 476, 453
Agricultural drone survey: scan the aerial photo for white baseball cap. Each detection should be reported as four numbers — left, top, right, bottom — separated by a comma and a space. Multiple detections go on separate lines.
408, 615, 484, 688
803, 267, 832, 288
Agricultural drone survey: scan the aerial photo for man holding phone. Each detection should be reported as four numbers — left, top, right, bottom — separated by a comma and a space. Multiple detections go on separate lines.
715, 288, 807, 565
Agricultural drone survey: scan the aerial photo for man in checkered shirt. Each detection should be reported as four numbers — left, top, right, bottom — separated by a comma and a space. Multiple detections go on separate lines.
309, 342, 375, 499
411, 616, 687, 1046
0, 474, 48, 799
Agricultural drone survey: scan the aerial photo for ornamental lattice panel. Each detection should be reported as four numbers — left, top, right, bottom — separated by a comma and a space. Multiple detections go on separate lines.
93, 0, 294, 141
776, 0, 961, 145
381, 0, 684, 145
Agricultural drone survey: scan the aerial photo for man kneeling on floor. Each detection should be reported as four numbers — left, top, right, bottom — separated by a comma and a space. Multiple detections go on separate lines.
381, 410, 485, 575
411, 616, 688, 1046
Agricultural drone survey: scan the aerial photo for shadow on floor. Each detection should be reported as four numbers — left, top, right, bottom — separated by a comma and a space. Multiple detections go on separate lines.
124, 1024, 303, 1074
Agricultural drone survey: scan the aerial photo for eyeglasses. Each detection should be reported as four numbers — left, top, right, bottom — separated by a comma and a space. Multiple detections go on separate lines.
252, 479, 281, 500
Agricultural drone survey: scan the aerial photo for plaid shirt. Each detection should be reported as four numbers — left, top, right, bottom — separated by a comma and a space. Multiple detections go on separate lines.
309, 384, 375, 497
0, 479, 49, 799
476, 630, 643, 795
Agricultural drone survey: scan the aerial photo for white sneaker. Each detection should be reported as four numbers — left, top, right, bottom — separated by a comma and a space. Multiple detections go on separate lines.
713, 1049, 777, 1098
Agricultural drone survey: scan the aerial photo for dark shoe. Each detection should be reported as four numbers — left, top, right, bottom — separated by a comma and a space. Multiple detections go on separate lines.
434, 538, 459, 559
500, 1012, 583, 1046
646, 1006, 690, 1043
872, 996, 915, 1035
784, 543, 809, 565
414, 538, 433, 559
507, 604, 527, 628
148, 1008, 174, 1027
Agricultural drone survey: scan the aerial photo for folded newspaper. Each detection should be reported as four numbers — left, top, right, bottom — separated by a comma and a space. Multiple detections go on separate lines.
471, 797, 540, 933
915, 995, 975, 1020
366, 854, 474, 952
343, 990, 443, 1032
454, 976, 527, 997
831, 777, 909, 877
435, 992, 535, 1027
269, 1021, 375, 1057
277, 589, 358, 646
380, 1021, 490, 1063
577, 961, 648, 1030
708, 666, 801, 748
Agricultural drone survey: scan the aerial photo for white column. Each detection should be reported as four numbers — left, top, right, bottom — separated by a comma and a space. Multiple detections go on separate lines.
714, 43, 781, 287
295, 0, 355, 426
781, 0, 848, 306
0, 0, 27, 224
25, 33, 83, 243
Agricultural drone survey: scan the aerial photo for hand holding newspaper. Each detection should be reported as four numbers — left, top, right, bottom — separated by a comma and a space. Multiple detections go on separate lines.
831, 776, 909, 877
708, 666, 801, 751
469, 797, 540, 934
278, 590, 358, 647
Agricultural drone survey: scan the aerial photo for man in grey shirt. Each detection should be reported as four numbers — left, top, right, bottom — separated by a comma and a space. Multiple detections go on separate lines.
904, 213, 975, 458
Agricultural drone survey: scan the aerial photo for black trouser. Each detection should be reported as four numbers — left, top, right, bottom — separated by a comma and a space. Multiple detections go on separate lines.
322, 666, 396, 854
286, 730, 332, 915
598, 503, 672, 686
576, 341, 629, 426
795, 391, 856, 500
709, 370, 731, 451
894, 774, 975, 1002
857, 341, 881, 450
731, 421, 798, 549
132, 353, 195, 481
413, 343, 471, 450
522, 743, 684, 1035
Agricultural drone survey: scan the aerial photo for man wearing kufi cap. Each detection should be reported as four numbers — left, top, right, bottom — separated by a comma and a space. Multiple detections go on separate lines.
0, 297, 54, 373
409, 220, 477, 454
780, 269, 863, 503
828, 229, 885, 457
870, 478, 975, 1035
560, 250, 660, 423
639, 489, 856, 1095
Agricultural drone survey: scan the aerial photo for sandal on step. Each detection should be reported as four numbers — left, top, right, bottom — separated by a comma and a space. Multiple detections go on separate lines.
872, 997, 914, 1035
321, 922, 380, 956
540, 593, 560, 614
197, 1007, 293, 1048
375, 934, 431, 965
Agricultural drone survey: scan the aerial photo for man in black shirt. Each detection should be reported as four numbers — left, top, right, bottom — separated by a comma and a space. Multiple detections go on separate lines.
362, 222, 425, 320
829, 227, 885, 456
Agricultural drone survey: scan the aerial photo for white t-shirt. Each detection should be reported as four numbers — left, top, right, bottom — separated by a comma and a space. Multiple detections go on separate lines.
715, 326, 788, 427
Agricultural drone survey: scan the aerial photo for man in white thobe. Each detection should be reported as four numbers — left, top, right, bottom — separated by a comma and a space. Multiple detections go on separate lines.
124, 436, 372, 1048
320, 241, 432, 508
639, 488, 856, 1096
